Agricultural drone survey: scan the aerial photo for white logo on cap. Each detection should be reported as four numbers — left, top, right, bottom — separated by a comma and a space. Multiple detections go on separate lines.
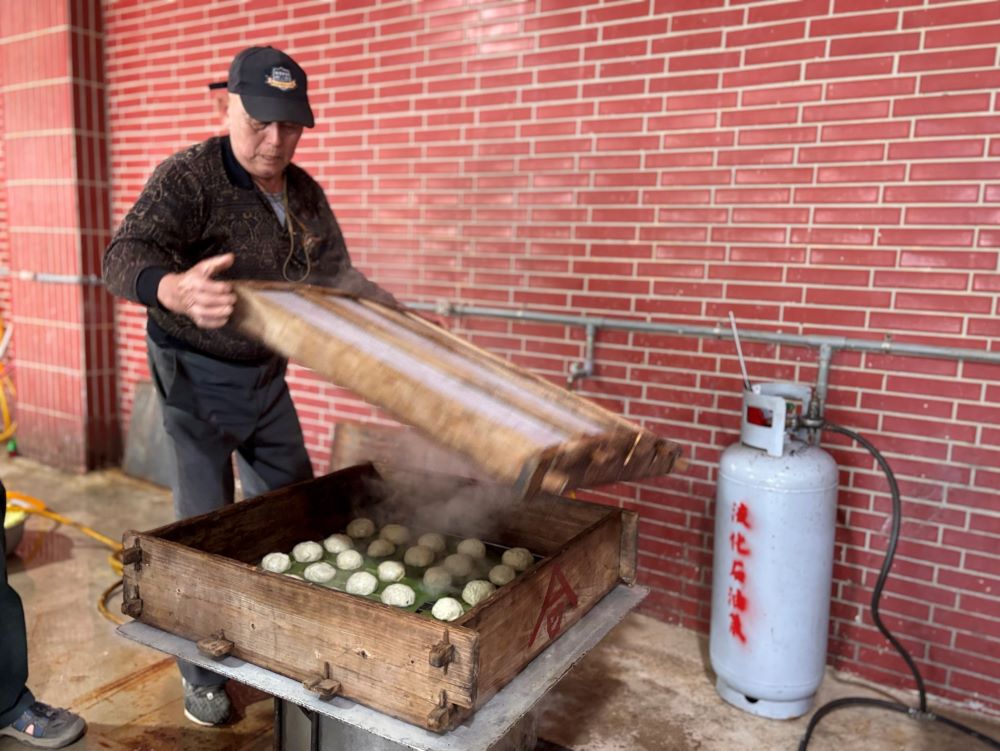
265, 66, 297, 91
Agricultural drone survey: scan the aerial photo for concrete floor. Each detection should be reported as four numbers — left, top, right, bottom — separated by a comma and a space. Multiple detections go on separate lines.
2, 455, 998, 751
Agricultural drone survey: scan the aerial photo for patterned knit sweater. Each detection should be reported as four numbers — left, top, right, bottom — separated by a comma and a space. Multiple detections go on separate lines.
103, 136, 396, 361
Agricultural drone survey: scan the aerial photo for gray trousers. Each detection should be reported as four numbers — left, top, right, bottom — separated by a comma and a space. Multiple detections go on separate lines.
0, 482, 35, 728
147, 337, 314, 686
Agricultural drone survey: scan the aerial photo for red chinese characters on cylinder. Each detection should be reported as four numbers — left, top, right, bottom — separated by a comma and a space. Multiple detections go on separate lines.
727, 501, 751, 644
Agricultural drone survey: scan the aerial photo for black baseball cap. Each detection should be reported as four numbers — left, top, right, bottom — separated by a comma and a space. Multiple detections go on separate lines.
227, 46, 314, 128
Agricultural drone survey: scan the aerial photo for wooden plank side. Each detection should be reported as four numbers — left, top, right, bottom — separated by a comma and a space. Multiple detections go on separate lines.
619, 510, 638, 585
124, 536, 479, 729
459, 513, 625, 706
353, 295, 642, 432
231, 286, 544, 486
304, 290, 599, 439
144, 464, 375, 563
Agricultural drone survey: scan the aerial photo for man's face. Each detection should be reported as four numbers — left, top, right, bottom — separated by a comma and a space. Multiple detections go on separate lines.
227, 94, 303, 187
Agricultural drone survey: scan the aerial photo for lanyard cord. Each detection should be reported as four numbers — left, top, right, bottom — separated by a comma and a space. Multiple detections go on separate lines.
281, 178, 312, 283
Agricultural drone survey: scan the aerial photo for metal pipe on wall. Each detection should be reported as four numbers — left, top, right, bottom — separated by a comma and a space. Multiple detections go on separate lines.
412, 300, 1000, 410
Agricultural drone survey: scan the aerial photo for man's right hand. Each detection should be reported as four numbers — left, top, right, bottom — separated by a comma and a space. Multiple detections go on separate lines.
157, 253, 237, 329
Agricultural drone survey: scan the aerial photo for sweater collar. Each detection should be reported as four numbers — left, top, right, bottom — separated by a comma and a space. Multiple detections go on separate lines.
220, 135, 255, 190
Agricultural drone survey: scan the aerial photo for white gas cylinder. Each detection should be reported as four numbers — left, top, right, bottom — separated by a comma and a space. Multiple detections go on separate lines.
709, 382, 839, 719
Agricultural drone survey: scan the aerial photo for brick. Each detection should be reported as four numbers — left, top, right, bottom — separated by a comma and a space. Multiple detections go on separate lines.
834, 32, 924, 58
906, 207, 1000, 226
899, 248, 994, 268
920, 69, 1000, 94
746, 40, 826, 66
795, 186, 879, 203
747, 0, 829, 23
873, 270, 969, 291
915, 115, 1000, 138
869, 312, 964, 335
716, 188, 792, 204
805, 55, 893, 80
817, 164, 906, 183
881, 231, 977, 250
826, 76, 916, 100
884, 185, 981, 203
728, 21, 806, 50
899, 47, 998, 73
723, 63, 801, 88
651, 30, 725, 55
668, 50, 741, 72
811, 11, 899, 37
798, 144, 884, 163
903, 1, 1000, 29
738, 126, 818, 146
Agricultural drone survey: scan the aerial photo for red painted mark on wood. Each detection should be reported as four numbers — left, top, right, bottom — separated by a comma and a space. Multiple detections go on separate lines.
528, 563, 579, 648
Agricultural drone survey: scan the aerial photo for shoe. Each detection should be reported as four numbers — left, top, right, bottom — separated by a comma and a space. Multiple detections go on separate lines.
0, 701, 86, 748
181, 679, 231, 727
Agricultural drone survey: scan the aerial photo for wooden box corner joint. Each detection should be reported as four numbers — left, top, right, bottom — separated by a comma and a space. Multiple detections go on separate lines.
121, 577, 142, 618
121, 543, 143, 567
196, 632, 234, 659
303, 662, 340, 699
429, 629, 455, 669
426, 690, 454, 731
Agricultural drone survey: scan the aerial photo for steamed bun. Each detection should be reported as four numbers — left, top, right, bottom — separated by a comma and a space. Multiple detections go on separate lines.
323, 533, 353, 554
345, 571, 378, 596
292, 541, 323, 563
502, 547, 533, 571
261, 552, 291, 573
381, 583, 415, 607
336, 549, 364, 571
303, 562, 337, 583
403, 545, 435, 568
431, 597, 464, 622
346, 518, 375, 539
462, 579, 496, 606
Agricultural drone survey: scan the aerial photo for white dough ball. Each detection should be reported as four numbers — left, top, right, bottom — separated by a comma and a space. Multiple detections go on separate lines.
261, 552, 291, 573
336, 549, 364, 571
380, 523, 411, 545
381, 583, 416, 607
347, 518, 375, 539
418, 532, 447, 554
432, 597, 464, 622
292, 541, 324, 563
489, 564, 516, 586
502, 547, 533, 571
443, 553, 474, 578
403, 545, 435, 568
345, 571, 378, 596
457, 538, 486, 559
462, 579, 496, 606
323, 533, 353, 554
378, 560, 406, 583
303, 562, 337, 583
367, 539, 395, 558
423, 566, 453, 595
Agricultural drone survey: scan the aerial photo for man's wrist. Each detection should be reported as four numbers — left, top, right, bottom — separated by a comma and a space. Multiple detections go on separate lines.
136, 267, 171, 309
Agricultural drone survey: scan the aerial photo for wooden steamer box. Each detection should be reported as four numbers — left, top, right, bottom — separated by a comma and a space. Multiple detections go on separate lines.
121, 284, 683, 732
122, 464, 639, 732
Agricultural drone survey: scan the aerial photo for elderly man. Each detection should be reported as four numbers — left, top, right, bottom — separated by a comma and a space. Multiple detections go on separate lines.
103, 46, 398, 726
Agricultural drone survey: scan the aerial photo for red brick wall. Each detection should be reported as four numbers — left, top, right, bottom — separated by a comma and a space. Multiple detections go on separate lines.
0, 0, 119, 470
100, 0, 999, 714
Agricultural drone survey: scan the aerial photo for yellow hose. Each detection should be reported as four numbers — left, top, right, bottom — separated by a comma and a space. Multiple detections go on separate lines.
6, 491, 124, 624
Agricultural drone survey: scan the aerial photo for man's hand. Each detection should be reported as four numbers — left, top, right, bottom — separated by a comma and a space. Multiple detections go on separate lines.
157, 253, 237, 329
